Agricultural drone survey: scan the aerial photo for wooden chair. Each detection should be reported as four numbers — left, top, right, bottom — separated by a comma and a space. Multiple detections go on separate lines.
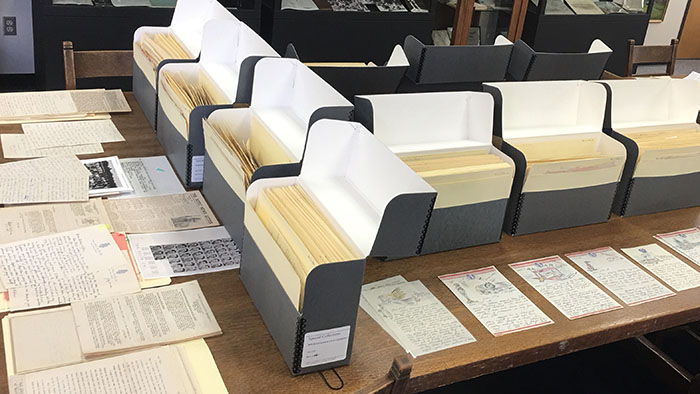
625, 38, 679, 77
62, 41, 133, 90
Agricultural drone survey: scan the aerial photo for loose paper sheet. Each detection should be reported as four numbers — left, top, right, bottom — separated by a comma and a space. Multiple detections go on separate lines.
1, 134, 104, 158
359, 276, 409, 350
110, 156, 185, 199
621, 243, 700, 292
8, 346, 196, 394
565, 247, 674, 306
0, 199, 112, 244
281, 0, 319, 10
9, 307, 83, 374
104, 191, 219, 233
21, 119, 125, 147
111, 232, 171, 289
439, 266, 553, 336
0, 225, 140, 311
362, 280, 475, 357
129, 227, 240, 279
0, 156, 90, 204
71, 281, 221, 356
0, 89, 130, 124
82, 156, 133, 197
510, 256, 622, 319
655, 228, 700, 266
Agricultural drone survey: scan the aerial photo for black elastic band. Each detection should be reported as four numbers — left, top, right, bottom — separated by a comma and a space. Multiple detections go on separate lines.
318, 368, 344, 390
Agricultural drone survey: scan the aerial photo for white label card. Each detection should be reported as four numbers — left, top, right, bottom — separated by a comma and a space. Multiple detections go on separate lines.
565, 247, 674, 306
510, 256, 622, 320
621, 243, 700, 292
655, 228, 700, 267
439, 266, 553, 336
191, 155, 204, 183
301, 325, 351, 368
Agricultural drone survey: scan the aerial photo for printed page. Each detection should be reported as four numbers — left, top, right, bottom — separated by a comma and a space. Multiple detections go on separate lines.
359, 276, 409, 349
362, 280, 475, 357
8, 307, 84, 374
621, 243, 700, 292
1, 134, 104, 158
110, 156, 185, 199
0, 156, 90, 204
0, 199, 112, 244
510, 256, 622, 319
566, 247, 674, 306
655, 228, 700, 266
439, 266, 553, 336
129, 227, 239, 279
21, 119, 125, 147
8, 346, 196, 394
71, 281, 221, 356
104, 191, 219, 233
0, 225, 140, 311
82, 156, 134, 197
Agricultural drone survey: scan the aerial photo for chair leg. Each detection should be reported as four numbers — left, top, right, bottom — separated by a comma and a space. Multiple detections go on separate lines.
63, 41, 77, 90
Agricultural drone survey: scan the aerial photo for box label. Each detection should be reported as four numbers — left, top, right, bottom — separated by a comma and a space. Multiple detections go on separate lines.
301, 325, 351, 368
190, 155, 204, 183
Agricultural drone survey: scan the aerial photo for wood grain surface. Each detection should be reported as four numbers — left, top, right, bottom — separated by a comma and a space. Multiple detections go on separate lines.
1, 94, 699, 393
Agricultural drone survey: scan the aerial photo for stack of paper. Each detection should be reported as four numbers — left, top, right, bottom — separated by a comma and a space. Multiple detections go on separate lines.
623, 128, 700, 166
160, 71, 228, 132
6, 340, 228, 394
247, 110, 302, 166
514, 137, 606, 165
129, 226, 240, 279
0, 89, 130, 125
204, 118, 259, 187
0, 225, 140, 311
0, 156, 90, 204
136, 32, 190, 71
360, 276, 475, 357
3, 281, 220, 373
401, 150, 510, 177
255, 184, 361, 302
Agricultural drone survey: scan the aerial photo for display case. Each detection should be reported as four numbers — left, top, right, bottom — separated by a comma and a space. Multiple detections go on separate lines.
520, 0, 654, 75
32, 0, 262, 90
261, 0, 435, 63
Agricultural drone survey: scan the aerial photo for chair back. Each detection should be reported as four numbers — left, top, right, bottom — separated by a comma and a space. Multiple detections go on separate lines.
63, 41, 133, 90
625, 39, 678, 77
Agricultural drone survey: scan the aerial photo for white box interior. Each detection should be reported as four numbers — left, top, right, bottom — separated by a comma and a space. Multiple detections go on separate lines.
245, 120, 434, 309
486, 80, 607, 140
250, 58, 351, 161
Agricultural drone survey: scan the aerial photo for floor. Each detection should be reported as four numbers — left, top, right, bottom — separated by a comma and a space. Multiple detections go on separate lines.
636, 58, 700, 76
423, 324, 700, 394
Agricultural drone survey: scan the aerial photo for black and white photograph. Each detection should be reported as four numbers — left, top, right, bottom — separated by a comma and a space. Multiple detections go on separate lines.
81, 156, 134, 197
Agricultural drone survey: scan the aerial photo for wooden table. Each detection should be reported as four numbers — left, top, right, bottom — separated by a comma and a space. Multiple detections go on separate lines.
1, 94, 700, 393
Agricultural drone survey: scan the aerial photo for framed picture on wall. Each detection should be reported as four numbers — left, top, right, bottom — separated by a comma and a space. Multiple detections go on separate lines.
645, 0, 668, 22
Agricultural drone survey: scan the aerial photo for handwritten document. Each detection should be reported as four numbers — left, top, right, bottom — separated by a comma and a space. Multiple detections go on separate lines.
0, 199, 112, 244
359, 276, 408, 349
21, 119, 125, 147
621, 243, 700, 292
362, 280, 475, 357
655, 228, 700, 266
1, 134, 104, 158
510, 256, 622, 319
0, 225, 140, 311
566, 247, 674, 306
0, 156, 90, 204
129, 226, 239, 279
0, 89, 130, 124
8, 346, 196, 394
439, 266, 553, 336
104, 191, 219, 233
71, 281, 221, 356
110, 156, 185, 199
